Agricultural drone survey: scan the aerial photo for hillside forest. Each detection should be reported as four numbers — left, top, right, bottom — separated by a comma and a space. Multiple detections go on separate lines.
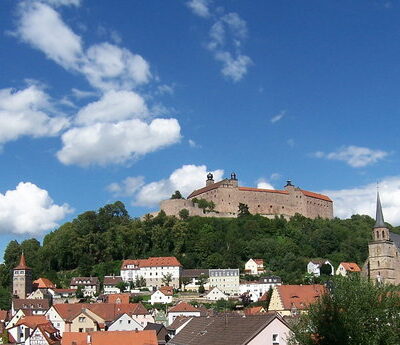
1, 200, 398, 309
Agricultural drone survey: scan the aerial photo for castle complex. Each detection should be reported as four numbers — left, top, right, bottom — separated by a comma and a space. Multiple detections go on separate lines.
365, 193, 400, 285
159, 173, 333, 219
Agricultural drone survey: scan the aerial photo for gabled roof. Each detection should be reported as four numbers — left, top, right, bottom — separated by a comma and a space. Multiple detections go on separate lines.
275, 284, 325, 310
187, 180, 227, 198
167, 316, 193, 331
33, 277, 56, 289
244, 306, 266, 315
15, 315, 48, 328
61, 330, 158, 345
158, 286, 173, 296
34, 323, 61, 345
144, 322, 166, 334
103, 276, 123, 285
14, 253, 31, 270
106, 293, 130, 304
121, 256, 182, 269
168, 314, 287, 345
339, 262, 361, 272
169, 302, 199, 313
13, 299, 50, 311
253, 259, 263, 265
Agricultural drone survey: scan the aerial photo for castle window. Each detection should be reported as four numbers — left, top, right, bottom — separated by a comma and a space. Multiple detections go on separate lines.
382, 230, 385, 239
378, 261, 380, 267
376, 231, 379, 239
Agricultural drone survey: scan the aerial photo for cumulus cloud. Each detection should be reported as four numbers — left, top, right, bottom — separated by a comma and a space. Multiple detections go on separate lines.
187, 3, 252, 82
134, 164, 224, 207
57, 118, 181, 166
271, 110, 286, 124
256, 178, 274, 190
17, 2, 83, 69
0, 85, 69, 145
186, 0, 211, 18
0, 182, 73, 234
75, 90, 148, 125
107, 176, 145, 197
321, 176, 400, 225
314, 145, 389, 168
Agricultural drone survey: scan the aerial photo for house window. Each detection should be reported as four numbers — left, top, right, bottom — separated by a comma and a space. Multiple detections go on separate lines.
272, 333, 279, 344
79, 317, 86, 322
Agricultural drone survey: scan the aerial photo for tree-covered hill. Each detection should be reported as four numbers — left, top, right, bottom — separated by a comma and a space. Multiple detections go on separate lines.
0, 201, 387, 300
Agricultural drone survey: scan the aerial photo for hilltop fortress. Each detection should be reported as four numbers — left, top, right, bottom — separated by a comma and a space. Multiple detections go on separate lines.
157, 173, 333, 219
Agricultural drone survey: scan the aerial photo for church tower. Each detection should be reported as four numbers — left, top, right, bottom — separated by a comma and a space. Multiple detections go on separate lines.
13, 253, 32, 299
367, 193, 400, 285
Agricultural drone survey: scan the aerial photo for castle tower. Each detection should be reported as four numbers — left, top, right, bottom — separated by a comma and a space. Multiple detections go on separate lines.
206, 173, 214, 186
367, 193, 400, 285
13, 253, 32, 299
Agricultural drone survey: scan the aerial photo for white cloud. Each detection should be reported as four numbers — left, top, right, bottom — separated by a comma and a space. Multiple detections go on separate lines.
71, 88, 97, 99
17, 2, 83, 69
321, 176, 400, 225
157, 84, 175, 95
107, 176, 145, 197
215, 52, 252, 82
0, 182, 73, 234
271, 110, 286, 124
256, 178, 274, 190
57, 118, 181, 166
270, 173, 281, 180
188, 139, 200, 148
0, 85, 69, 145
314, 145, 389, 168
133, 164, 224, 207
75, 90, 148, 125
186, 0, 211, 18
81, 43, 151, 91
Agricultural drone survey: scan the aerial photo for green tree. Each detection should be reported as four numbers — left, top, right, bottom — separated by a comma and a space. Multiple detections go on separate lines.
238, 203, 250, 217
289, 275, 400, 345
171, 191, 184, 199
320, 263, 333, 276
198, 285, 205, 294
115, 281, 128, 292
179, 209, 190, 220
161, 273, 173, 286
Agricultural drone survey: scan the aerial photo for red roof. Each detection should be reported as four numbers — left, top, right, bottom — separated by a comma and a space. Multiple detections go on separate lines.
301, 190, 332, 202
253, 259, 264, 265
107, 294, 130, 304
169, 302, 200, 313
340, 262, 361, 272
187, 180, 226, 199
33, 277, 56, 289
243, 306, 266, 315
14, 253, 31, 270
121, 256, 182, 269
61, 330, 157, 345
276, 285, 325, 310
238, 187, 289, 195
158, 286, 174, 296
15, 315, 48, 328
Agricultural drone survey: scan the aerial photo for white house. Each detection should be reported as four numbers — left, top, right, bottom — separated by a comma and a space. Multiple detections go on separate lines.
70, 277, 100, 297
103, 275, 123, 294
150, 286, 173, 305
336, 262, 361, 276
167, 302, 201, 325
205, 287, 228, 301
307, 260, 334, 277
244, 259, 265, 275
239, 276, 282, 302
107, 313, 143, 331
121, 257, 182, 289
209, 269, 239, 295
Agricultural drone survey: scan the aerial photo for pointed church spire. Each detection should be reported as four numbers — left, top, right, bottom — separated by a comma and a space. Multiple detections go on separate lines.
14, 252, 31, 270
374, 192, 386, 228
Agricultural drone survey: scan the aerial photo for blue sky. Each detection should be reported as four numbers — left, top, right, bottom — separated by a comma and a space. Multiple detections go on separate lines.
1, 0, 400, 259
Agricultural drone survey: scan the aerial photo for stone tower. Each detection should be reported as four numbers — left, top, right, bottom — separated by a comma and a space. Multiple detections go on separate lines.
13, 253, 32, 298
367, 193, 400, 285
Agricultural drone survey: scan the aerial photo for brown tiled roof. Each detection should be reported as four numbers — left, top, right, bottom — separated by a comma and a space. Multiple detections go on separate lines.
244, 306, 266, 315
35, 324, 61, 345
167, 316, 193, 331
276, 284, 325, 310
181, 269, 209, 278
15, 315, 48, 328
168, 314, 286, 345
53, 288, 76, 294
70, 277, 99, 286
169, 302, 199, 313
340, 262, 361, 272
158, 286, 174, 296
14, 253, 31, 270
103, 276, 123, 285
121, 256, 182, 269
253, 259, 263, 265
33, 277, 56, 289
13, 299, 50, 311
106, 294, 130, 304
301, 190, 332, 202
187, 180, 227, 198
61, 330, 158, 345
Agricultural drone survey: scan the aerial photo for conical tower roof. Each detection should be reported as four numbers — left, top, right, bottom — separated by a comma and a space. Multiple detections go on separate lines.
374, 192, 386, 228
14, 252, 31, 270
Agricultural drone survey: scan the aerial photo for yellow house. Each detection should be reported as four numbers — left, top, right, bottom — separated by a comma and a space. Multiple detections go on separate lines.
69, 309, 103, 333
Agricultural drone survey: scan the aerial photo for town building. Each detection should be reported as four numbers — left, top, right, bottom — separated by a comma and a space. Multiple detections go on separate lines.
307, 260, 334, 276
120, 257, 182, 289
103, 275, 123, 294
11, 299, 50, 316
336, 262, 361, 276
150, 286, 174, 305
144, 322, 170, 345
70, 277, 100, 297
167, 302, 201, 326
244, 259, 265, 275
205, 287, 228, 301
157, 173, 333, 219
364, 193, 400, 285
239, 276, 282, 302
180, 269, 209, 291
209, 269, 239, 295
167, 314, 291, 345
269, 284, 325, 316
13, 253, 32, 299
107, 313, 143, 331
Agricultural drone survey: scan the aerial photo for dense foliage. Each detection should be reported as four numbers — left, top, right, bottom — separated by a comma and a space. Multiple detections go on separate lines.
0, 200, 385, 306
289, 275, 400, 345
